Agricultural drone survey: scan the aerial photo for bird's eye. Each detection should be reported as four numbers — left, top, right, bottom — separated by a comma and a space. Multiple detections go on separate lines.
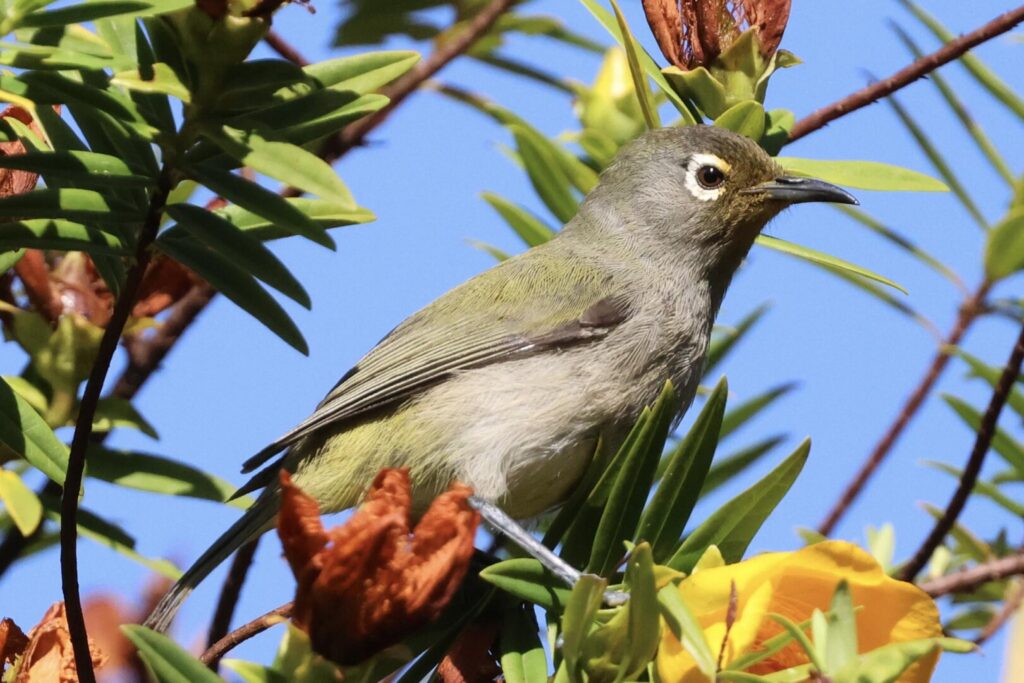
696, 165, 726, 189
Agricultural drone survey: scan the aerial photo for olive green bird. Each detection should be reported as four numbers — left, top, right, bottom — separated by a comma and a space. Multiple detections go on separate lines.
146, 125, 855, 631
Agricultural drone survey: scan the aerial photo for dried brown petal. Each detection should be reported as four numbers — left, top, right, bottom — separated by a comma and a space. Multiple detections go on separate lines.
0, 618, 29, 668
280, 469, 480, 666
13, 251, 61, 323
436, 622, 500, 683
15, 602, 106, 683
0, 106, 41, 198
132, 256, 197, 318
642, 0, 685, 69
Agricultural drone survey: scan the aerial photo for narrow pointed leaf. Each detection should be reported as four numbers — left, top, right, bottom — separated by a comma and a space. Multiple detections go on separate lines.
608, 0, 659, 130
216, 199, 374, 242
510, 124, 578, 224
0, 219, 125, 254
701, 436, 785, 496
0, 470, 43, 535
720, 383, 795, 439
757, 235, 906, 293
668, 439, 810, 572
948, 347, 1024, 420
0, 377, 67, 483
499, 605, 549, 683
776, 157, 947, 193
560, 574, 606, 678
985, 208, 1024, 281
707, 305, 768, 372
0, 150, 152, 186
165, 203, 310, 307
186, 163, 335, 248
112, 62, 191, 102
155, 236, 308, 354
637, 378, 726, 561
479, 558, 571, 611
481, 192, 555, 247
122, 626, 223, 683
943, 394, 1024, 477
303, 51, 419, 93
658, 585, 716, 677
0, 188, 139, 222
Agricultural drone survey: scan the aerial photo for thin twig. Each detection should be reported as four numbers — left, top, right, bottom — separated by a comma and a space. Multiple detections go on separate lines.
919, 552, 1024, 597
788, 4, 1024, 142
314, 0, 516, 166
900, 323, 1024, 581
264, 30, 309, 66
205, 537, 261, 655
61, 169, 175, 683
200, 602, 293, 668
975, 580, 1024, 645
818, 281, 991, 536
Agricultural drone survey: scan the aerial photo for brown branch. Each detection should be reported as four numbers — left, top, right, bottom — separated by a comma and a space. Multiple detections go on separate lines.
919, 553, 1024, 598
788, 4, 1024, 142
817, 281, 991, 536
205, 537, 261, 657
264, 30, 309, 66
975, 579, 1024, 645
61, 169, 175, 683
315, 0, 516, 166
199, 602, 293, 668
900, 322, 1024, 581
14, 250, 61, 323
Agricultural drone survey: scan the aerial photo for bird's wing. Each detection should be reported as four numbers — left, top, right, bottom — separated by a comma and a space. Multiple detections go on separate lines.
240, 249, 628, 474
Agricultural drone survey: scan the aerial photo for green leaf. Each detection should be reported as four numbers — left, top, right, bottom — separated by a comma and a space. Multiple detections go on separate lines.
701, 436, 785, 496
832, 637, 971, 683
0, 219, 125, 254
85, 445, 250, 508
715, 101, 766, 141
891, 23, 1015, 187
0, 188, 139, 222
186, 163, 334, 249
617, 542, 661, 679
943, 394, 1024, 478
885, 95, 987, 228
0, 377, 67, 484
155, 236, 308, 354
165, 203, 310, 308
5, 71, 147, 128
637, 378, 726, 562
559, 574, 606, 679
0, 470, 42, 535
481, 192, 555, 248
948, 346, 1024, 421
985, 208, 1024, 281
220, 660, 287, 683
657, 584, 716, 677
92, 397, 158, 438
901, 0, 1024, 123
19, 0, 161, 28
112, 62, 191, 102
500, 605, 549, 683
509, 124, 578, 224
776, 157, 947, 193
770, 613, 825, 673
122, 625, 223, 683
578, 0, 699, 124
0, 249, 25, 272
588, 381, 678, 576
478, 558, 572, 611
756, 235, 906, 294
216, 198, 374, 242
0, 150, 152, 187
825, 581, 857, 672
925, 460, 1024, 517
230, 90, 387, 148
668, 438, 810, 572
200, 125, 355, 206
607, 0, 659, 130
835, 205, 961, 288
303, 51, 420, 93
720, 383, 795, 439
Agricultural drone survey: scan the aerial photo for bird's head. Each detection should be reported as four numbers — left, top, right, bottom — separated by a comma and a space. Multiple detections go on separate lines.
580, 125, 857, 269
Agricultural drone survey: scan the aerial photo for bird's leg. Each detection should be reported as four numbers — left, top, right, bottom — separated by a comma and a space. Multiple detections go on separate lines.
469, 496, 628, 606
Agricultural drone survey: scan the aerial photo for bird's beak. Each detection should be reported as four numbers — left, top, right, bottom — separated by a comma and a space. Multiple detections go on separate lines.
743, 176, 859, 205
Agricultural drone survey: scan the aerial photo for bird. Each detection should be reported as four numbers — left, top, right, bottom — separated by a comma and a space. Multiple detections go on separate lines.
146, 124, 856, 631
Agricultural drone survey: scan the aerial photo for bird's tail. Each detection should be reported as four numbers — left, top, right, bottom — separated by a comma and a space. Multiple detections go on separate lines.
144, 491, 279, 633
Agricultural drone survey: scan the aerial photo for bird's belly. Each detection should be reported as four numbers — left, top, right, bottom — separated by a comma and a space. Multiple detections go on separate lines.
497, 436, 597, 519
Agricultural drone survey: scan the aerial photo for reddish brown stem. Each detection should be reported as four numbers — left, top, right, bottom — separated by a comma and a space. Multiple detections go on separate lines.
975, 580, 1024, 645
900, 322, 1024, 581
818, 281, 991, 536
199, 602, 293, 668
205, 537, 261, 658
61, 169, 175, 683
264, 30, 309, 66
919, 552, 1024, 598
788, 5, 1024, 142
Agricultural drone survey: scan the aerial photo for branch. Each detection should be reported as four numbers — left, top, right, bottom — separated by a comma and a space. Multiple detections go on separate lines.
315, 0, 516, 166
817, 281, 991, 536
900, 322, 1024, 581
919, 552, 1024, 598
200, 602, 293, 668
975, 580, 1024, 645
61, 168, 175, 683
788, 4, 1024, 142
205, 537, 261, 656
264, 30, 309, 66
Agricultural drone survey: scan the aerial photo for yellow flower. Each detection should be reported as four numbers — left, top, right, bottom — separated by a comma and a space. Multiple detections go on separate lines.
656, 541, 942, 682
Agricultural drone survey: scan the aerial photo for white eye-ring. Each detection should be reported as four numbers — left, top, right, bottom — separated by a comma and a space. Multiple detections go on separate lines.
684, 153, 731, 201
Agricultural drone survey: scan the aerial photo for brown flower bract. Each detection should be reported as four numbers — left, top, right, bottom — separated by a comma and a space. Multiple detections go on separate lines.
1, 602, 106, 682
279, 468, 480, 666
642, 0, 791, 70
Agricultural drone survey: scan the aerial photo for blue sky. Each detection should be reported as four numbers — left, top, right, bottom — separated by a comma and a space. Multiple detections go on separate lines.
3, 1, 1023, 680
